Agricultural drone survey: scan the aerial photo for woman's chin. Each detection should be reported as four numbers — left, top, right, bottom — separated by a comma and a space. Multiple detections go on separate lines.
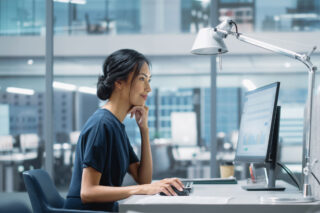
130, 101, 145, 106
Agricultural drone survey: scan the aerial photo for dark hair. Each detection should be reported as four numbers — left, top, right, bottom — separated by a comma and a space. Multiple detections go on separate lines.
97, 49, 150, 100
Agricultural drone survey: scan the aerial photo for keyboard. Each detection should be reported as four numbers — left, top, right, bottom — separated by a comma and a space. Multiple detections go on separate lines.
184, 181, 193, 191
182, 177, 237, 184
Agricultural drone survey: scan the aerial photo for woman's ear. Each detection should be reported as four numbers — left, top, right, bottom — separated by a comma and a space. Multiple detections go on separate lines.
114, 80, 123, 90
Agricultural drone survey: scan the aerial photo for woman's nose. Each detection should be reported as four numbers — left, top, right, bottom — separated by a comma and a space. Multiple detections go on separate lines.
146, 82, 151, 93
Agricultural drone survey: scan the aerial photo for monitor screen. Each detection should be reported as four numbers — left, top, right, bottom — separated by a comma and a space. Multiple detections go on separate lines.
235, 82, 280, 162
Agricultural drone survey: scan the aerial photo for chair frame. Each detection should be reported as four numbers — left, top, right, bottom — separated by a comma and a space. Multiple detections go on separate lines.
23, 169, 105, 213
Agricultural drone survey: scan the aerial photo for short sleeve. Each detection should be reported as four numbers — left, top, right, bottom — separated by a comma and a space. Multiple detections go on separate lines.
82, 122, 108, 173
128, 142, 139, 164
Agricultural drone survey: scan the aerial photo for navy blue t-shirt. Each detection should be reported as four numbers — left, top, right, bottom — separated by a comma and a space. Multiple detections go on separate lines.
65, 108, 139, 212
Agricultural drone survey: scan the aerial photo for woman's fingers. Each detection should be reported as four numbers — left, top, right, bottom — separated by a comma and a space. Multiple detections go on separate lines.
161, 187, 171, 196
134, 111, 141, 122
174, 178, 185, 189
166, 185, 177, 196
164, 178, 184, 191
129, 106, 146, 124
137, 111, 144, 124
128, 105, 149, 128
162, 184, 176, 196
128, 106, 144, 114
171, 182, 183, 191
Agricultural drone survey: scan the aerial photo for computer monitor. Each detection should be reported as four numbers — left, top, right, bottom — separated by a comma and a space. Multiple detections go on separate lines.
235, 82, 280, 163
235, 82, 284, 191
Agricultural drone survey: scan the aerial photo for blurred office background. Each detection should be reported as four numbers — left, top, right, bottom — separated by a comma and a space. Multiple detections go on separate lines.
0, 0, 320, 201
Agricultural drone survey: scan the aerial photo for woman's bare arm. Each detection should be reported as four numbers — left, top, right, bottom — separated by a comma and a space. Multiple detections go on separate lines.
128, 106, 153, 184
80, 167, 141, 203
80, 167, 184, 203
128, 128, 152, 184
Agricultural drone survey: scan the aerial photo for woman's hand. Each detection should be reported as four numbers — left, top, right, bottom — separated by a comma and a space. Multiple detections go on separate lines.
140, 178, 184, 196
128, 105, 149, 130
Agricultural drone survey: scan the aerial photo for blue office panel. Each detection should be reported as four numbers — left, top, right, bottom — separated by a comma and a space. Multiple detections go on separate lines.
204, 87, 240, 147
9, 105, 38, 135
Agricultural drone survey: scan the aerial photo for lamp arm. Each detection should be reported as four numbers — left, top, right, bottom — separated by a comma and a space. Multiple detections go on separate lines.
236, 33, 319, 72
214, 28, 316, 70
236, 33, 302, 60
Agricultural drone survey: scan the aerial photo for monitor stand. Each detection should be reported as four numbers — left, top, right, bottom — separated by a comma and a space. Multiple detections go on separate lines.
242, 106, 285, 191
241, 162, 285, 191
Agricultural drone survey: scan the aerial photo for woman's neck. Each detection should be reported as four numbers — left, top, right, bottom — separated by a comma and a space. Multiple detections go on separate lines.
103, 99, 131, 122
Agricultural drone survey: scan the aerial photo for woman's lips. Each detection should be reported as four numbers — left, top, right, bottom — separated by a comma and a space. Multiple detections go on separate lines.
141, 95, 148, 100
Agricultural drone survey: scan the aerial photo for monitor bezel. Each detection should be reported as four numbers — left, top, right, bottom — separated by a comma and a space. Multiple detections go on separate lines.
235, 82, 280, 163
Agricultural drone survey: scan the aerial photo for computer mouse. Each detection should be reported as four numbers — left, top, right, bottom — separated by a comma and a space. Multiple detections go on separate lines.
159, 186, 190, 196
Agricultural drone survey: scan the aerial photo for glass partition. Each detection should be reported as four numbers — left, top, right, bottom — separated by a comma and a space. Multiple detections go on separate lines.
2, 0, 320, 36
0, 0, 45, 36
0, 58, 45, 192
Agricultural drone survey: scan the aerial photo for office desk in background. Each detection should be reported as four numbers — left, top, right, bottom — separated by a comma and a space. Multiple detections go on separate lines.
119, 180, 320, 213
0, 151, 38, 192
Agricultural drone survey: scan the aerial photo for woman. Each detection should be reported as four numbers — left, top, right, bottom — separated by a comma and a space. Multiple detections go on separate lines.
65, 49, 184, 212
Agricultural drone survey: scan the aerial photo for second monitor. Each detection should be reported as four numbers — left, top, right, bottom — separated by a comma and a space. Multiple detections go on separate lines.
235, 82, 284, 190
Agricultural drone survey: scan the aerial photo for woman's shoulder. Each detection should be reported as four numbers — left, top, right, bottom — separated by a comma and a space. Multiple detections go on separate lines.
83, 109, 117, 131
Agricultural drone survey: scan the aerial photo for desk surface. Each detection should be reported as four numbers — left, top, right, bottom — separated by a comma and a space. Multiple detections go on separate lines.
0, 152, 37, 163
172, 147, 211, 162
119, 180, 320, 213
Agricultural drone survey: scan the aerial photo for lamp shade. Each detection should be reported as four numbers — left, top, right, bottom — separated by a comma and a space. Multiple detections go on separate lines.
191, 28, 228, 55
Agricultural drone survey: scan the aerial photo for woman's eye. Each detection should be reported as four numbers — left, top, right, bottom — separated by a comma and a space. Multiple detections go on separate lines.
139, 77, 145, 81
148, 79, 151, 83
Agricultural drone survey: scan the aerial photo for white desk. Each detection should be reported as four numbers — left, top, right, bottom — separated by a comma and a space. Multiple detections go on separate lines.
0, 152, 37, 192
119, 180, 320, 213
0, 152, 37, 162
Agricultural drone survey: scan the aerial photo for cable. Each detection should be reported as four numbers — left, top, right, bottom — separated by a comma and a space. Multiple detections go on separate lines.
311, 172, 320, 185
229, 20, 238, 34
277, 162, 300, 189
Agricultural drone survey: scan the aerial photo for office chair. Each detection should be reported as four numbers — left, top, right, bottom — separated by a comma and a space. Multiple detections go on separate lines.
0, 200, 31, 213
23, 169, 105, 213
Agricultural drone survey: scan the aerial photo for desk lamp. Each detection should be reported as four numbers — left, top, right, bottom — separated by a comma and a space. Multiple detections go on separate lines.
191, 19, 318, 201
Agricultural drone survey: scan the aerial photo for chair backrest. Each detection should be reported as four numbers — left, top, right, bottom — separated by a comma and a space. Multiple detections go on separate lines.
0, 200, 31, 213
23, 169, 65, 213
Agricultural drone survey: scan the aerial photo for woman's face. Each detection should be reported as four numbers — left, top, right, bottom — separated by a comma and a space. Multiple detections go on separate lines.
128, 62, 152, 106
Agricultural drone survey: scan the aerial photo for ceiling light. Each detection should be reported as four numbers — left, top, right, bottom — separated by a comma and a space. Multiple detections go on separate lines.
242, 79, 256, 91
54, 0, 86, 4
78, 87, 96, 95
6, 87, 35, 95
53, 81, 77, 91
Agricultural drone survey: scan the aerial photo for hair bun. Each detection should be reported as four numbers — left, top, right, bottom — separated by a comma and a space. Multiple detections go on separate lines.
97, 75, 113, 100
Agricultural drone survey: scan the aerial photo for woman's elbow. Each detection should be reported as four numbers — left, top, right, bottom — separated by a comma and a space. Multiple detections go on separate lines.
138, 178, 152, 185
80, 189, 92, 204
145, 180, 152, 184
